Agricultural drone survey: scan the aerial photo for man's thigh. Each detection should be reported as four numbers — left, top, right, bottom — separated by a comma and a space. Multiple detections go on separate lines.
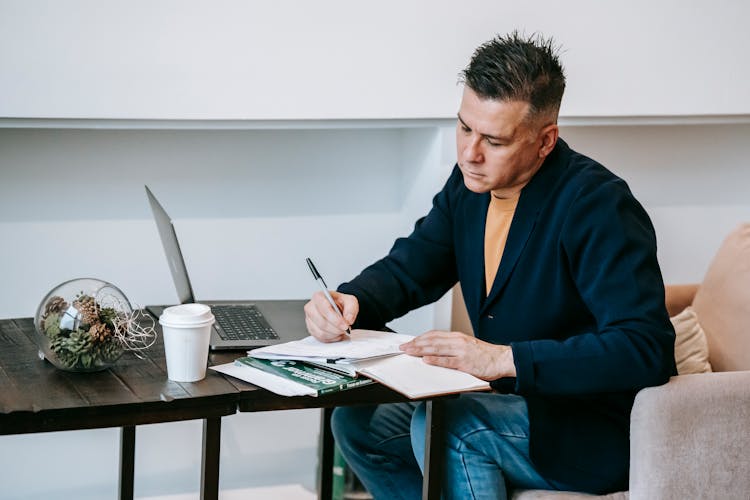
331, 402, 421, 461
443, 392, 530, 440
410, 393, 539, 481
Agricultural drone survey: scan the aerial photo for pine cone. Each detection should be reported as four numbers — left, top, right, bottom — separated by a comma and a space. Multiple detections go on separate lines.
88, 322, 110, 342
74, 295, 99, 327
44, 296, 69, 317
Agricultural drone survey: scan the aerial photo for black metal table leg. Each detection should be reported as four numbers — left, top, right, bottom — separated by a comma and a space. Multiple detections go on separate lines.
318, 407, 335, 500
119, 425, 136, 500
201, 417, 222, 500
422, 399, 445, 500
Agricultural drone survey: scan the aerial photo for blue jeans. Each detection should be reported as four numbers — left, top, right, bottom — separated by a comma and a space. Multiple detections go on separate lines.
331, 393, 563, 500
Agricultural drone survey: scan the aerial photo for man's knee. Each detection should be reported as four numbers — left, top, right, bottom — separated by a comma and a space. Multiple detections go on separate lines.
441, 393, 529, 439
331, 405, 373, 446
332, 403, 420, 451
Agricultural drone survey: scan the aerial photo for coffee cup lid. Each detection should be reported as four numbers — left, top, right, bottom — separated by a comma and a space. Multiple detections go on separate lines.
159, 303, 215, 327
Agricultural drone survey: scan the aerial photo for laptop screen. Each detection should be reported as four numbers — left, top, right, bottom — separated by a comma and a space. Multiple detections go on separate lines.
145, 186, 196, 305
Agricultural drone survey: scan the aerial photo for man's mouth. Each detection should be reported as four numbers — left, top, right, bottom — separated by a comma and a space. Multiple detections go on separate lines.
463, 168, 484, 179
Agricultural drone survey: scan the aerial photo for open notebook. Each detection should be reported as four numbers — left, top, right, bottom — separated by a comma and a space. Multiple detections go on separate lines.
211, 329, 491, 399
354, 353, 491, 399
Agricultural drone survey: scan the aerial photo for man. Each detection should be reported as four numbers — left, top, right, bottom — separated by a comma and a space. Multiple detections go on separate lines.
304, 32, 675, 499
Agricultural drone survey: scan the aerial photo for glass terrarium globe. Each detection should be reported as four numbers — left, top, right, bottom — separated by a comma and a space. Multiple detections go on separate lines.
35, 278, 132, 372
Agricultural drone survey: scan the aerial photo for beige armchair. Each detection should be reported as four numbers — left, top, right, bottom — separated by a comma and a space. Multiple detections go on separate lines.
509, 223, 750, 499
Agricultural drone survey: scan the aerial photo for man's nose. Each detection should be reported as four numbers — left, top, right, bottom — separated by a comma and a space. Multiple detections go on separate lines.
462, 136, 483, 163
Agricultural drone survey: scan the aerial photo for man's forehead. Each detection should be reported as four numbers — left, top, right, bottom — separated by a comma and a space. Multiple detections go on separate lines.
458, 95, 530, 138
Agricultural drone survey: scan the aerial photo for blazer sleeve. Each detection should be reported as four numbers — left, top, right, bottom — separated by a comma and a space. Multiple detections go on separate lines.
337, 168, 461, 329
510, 177, 676, 396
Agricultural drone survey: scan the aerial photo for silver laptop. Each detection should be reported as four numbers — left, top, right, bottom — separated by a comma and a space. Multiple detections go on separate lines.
145, 185, 308, 350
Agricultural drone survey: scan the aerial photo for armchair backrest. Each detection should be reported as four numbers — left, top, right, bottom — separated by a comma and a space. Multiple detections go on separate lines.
692, 223, 750, 372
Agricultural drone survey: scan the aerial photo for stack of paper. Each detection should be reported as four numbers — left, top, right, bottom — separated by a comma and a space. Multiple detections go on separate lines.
211, 357, 373, 397
211, 329, 491, 399
249, 329, 416, 363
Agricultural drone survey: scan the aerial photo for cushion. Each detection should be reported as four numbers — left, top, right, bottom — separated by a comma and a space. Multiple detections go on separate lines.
670, 306, 712, 375
692, 223, 750, 371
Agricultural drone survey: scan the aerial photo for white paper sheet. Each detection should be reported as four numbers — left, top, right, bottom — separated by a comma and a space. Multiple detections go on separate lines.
249, 329, 415, 361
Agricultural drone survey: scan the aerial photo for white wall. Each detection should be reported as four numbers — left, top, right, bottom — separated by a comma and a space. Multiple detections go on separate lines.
0, 126, 456, 321
1, 0, 749, 120
561, 124, 750, 283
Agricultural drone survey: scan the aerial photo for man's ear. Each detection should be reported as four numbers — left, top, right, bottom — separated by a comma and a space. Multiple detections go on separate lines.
538, 124, 559, 158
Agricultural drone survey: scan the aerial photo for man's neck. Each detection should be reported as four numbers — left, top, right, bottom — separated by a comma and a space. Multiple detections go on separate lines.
490, 158, 545, 199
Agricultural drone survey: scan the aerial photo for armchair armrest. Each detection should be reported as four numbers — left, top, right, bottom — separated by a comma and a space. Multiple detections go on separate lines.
629, 371, 750, 500
664, 284, 699, 317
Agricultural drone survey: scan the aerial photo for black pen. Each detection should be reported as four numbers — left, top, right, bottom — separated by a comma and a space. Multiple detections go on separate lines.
306, 257, 352, 335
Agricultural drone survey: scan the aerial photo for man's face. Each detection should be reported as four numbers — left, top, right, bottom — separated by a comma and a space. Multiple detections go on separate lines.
456, 86, 547, 197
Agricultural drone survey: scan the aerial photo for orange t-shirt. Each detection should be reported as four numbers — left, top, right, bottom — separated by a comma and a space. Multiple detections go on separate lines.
484, 194, 519, 296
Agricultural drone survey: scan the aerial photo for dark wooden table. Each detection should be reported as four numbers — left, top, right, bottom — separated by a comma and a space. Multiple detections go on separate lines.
0, 317, 240, 500
0, 317, 446, 500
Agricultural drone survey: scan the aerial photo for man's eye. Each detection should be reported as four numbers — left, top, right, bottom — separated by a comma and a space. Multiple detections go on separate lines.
461, 126, 471, 133
485, 138, 501, 146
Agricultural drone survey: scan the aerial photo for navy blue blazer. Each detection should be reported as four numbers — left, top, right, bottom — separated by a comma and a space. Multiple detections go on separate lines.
338, 138, 676, 493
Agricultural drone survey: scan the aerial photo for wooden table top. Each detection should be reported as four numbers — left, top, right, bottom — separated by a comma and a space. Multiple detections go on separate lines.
0, 316, 247, 434
0, 316, 420, 435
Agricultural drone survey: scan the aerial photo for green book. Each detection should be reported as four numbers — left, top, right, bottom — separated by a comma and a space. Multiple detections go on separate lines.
234, 357, 374, 396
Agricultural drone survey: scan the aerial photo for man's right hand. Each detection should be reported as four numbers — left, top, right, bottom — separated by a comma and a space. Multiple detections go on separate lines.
303, 290, 359, 343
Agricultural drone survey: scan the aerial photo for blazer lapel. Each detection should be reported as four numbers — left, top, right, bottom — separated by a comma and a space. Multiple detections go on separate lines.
460, 191, 491, 321
480, 140, 569, 313
481, 197, 538, 312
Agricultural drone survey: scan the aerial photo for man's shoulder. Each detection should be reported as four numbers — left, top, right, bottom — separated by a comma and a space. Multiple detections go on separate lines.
556, 139, 630, 195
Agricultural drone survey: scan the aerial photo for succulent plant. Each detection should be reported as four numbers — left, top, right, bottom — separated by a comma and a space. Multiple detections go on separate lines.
43, 312, 62, 338
42, 294, 125, 369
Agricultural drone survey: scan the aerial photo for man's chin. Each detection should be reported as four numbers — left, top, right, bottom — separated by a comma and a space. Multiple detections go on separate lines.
462, 177, 490, 194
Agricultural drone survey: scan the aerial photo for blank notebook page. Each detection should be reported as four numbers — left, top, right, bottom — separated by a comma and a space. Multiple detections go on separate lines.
356, 354, 491, 399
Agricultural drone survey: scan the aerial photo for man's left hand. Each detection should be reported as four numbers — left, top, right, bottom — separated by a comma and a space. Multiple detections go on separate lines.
399, 330, 516, 381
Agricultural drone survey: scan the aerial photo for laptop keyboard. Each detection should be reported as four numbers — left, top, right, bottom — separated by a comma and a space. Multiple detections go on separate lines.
211, 305, 280, 341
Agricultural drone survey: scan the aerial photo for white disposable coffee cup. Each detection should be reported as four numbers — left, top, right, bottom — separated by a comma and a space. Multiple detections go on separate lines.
159, 303, 215, 382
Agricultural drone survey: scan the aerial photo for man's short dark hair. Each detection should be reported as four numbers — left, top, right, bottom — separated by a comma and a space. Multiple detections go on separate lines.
460, 31, 566, 123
